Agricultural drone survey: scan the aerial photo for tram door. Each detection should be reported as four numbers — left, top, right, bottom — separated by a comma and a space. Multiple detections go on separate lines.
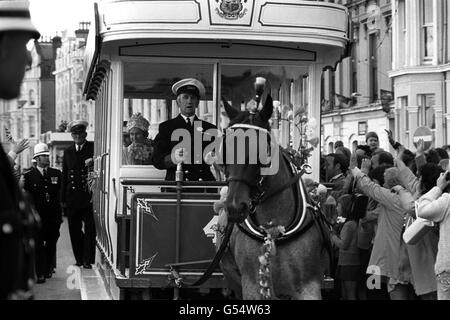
93, 71, 113, 262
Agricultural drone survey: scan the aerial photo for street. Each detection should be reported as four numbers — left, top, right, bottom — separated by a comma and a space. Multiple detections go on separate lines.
33, 218, 81, 300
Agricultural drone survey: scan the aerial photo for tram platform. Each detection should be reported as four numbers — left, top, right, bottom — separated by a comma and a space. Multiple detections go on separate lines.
32, 218, 111, 300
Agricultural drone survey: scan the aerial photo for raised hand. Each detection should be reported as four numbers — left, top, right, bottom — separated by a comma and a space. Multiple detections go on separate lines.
416, 138, 425, 156
437, 171, 450, 191
349, 152, 358, 170
385, 129, 395, 145
396, 144, 405, 160
361, 157, 372, 174
12, 138, 30, 155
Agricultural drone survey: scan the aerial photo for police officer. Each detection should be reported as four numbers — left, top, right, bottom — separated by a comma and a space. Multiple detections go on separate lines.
61, 120, 96, 269
0, 0, 40, 300
152, 78, 217, 182
23, 143, 62, 283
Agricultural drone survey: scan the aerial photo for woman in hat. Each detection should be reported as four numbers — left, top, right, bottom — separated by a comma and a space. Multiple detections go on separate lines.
123, 113, 154, 165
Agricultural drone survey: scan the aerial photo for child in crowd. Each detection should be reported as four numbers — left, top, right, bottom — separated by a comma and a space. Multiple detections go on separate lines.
331, 194, 360, 300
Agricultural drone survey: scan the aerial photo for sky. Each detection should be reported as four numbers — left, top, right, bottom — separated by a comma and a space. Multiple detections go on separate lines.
28, 0, 95, 38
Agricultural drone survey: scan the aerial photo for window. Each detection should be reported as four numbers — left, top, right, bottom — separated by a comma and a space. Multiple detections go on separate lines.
29, 116, 36, 138
369, 33, 378, 102
352, 43, 358, 95
29, 90, 35, 106
122, 61, 214, 166
221, 64, 307, 149
421, 0, 434, 62
398, 0, 407, 67
418, 94, 435, 129
330, 72, 335, 109
121, 60, 309, 166
358, 121, 368, 135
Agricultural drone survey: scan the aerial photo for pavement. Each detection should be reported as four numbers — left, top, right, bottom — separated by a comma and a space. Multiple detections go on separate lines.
33, 218, 111, 300
33, 218, 81, 300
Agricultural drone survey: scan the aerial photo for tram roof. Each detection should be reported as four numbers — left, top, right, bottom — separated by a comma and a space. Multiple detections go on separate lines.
94, 0, 348, 46
83, 0, 350, 96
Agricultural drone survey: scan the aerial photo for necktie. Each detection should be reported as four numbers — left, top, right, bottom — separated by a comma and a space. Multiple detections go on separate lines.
186, 117, 192, 127
43, 168, 47, 177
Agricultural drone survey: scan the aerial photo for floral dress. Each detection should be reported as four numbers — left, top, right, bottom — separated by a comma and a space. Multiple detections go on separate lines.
125, 139, 154, 165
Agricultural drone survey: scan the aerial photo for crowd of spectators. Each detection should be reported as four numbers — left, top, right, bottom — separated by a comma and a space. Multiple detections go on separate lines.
311, 130, 450, 300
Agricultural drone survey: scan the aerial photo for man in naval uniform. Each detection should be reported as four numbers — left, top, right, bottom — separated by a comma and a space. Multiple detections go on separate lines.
61, 120, 96, 268
0, 0, 41, 300
23, 143, 62, 283
152, 78, 217, 183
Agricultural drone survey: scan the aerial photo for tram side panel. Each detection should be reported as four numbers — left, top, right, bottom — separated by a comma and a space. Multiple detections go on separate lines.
125, 190, 224, 289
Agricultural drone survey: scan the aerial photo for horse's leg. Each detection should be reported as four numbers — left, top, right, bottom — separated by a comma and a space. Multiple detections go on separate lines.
219, 227, 244, 299
241, 275, 262, 300
274, 221, 324, 300
230, 229, 265, 300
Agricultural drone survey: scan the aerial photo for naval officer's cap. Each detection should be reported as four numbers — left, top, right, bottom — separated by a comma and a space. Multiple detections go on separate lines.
68, 120, 88, 134
172, 78, 205, 99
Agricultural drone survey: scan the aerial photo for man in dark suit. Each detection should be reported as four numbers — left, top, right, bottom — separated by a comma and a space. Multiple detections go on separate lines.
61, 120, 96, 269
23, 143, 62, 283
0, 0, 41, 300
152, 78, 217, 182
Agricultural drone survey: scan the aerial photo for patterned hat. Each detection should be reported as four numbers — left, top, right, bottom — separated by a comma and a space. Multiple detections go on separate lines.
172, 78, 205, 98
126, 113, 149, 133
0, 1, 40, 39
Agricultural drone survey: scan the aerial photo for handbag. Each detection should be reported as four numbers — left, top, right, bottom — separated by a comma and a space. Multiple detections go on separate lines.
402, 202, 435, 245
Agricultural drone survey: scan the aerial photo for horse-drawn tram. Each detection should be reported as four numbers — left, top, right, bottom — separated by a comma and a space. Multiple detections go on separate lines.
83, 0, 349, 300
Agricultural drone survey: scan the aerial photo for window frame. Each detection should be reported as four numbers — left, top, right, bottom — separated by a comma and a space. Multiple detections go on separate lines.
119, 56, 311, 169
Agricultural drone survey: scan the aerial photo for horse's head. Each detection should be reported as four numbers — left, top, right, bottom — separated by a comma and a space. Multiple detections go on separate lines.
221, 94, 274, 223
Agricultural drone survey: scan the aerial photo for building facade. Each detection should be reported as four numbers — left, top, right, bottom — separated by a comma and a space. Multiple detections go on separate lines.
390, 0, 450, 150
321, 0, 394, 154
0, 37, 60, 169
54, 22, 94, 133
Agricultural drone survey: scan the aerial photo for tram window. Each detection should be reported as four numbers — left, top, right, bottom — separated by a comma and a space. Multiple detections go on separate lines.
121, 62, 214, 166
220, 64, 308, 149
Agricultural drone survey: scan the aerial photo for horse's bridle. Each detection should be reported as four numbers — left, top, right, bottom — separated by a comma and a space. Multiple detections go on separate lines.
223, 122, 312, 214
223, 123, 271, 211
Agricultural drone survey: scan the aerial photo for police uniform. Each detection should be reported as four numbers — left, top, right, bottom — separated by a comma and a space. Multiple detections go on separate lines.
23, 144, 62, 281
61, 121, 96, 267
152, 78, 217, 182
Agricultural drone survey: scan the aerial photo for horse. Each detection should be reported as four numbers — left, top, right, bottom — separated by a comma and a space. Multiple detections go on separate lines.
218, 93, 331, 300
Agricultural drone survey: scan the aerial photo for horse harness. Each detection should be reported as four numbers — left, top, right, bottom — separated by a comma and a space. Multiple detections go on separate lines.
177, 123, 333, 291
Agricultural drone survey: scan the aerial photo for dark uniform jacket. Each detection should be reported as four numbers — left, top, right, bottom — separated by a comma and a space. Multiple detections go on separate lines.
0, 145, 37, 299
152, 114, 217, 182
24, 167, 62, 226
61, 141, 94, 209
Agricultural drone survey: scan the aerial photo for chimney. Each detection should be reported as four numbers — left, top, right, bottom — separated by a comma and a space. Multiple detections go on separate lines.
75, 21, 90, 42
51, 36, 62, 61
